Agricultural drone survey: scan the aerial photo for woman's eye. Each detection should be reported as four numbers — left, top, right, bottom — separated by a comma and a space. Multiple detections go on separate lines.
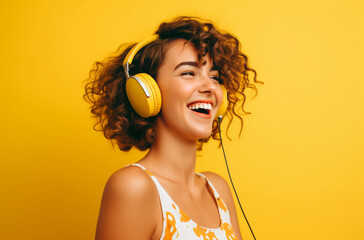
210, 76, 220, 82
181, 71, 195, 76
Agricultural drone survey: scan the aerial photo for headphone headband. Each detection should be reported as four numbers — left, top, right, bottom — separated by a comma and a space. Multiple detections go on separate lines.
123, 34, 159, 78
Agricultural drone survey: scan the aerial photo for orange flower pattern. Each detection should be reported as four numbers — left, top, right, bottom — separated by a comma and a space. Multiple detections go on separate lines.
179, 208, 191, 223
220, 222, 239, 240
217, 197, 228, 212
164, 211, 179, 239
129, 164, 239, 240
193, 225, 219, 240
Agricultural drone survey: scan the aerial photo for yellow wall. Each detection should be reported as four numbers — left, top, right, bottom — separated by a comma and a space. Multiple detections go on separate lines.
1, 0, 363, 239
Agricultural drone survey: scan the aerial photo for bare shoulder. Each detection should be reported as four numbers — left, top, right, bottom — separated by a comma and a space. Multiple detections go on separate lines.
96, 165, 161, 240
104, 165, 156, 199
201, 171, 231, 199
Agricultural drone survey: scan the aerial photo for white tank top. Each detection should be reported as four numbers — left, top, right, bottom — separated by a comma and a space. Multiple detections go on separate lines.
129, 163, 239, 240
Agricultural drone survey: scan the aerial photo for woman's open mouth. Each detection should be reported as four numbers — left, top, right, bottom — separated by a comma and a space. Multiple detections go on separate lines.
187, 102, 212, 118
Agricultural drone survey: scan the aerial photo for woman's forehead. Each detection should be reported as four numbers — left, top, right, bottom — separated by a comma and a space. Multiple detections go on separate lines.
162, 39, 213, 67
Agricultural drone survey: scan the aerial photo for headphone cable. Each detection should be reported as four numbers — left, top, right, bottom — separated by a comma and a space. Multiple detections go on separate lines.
218, 116, 257, 240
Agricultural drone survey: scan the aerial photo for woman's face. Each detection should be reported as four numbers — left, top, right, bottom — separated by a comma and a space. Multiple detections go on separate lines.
156, 39, 223, 142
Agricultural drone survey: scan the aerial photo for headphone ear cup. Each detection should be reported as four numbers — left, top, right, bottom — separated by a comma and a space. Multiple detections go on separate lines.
216, 85, 228, 118
126, 73, 161, 118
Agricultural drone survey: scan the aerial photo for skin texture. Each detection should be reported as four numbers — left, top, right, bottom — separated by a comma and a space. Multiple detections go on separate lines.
95, 39, 242, 240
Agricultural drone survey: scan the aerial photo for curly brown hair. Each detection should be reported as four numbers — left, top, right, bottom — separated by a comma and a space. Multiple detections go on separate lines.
84, 16, 261, 151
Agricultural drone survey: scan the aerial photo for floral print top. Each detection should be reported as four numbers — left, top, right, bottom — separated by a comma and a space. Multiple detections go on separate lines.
130, 163, 239, 240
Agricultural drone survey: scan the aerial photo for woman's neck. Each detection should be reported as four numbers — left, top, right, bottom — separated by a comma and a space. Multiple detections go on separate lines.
139, 123, 198, 186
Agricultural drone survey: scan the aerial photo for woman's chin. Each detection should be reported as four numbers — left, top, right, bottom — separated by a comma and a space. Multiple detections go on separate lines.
192, 129, 213, 140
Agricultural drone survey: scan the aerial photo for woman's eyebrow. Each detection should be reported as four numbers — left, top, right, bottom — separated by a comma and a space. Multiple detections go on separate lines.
173, 61, 199, 71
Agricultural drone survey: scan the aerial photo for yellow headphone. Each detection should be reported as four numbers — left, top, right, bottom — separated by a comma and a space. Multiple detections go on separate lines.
123, 35, 227, 118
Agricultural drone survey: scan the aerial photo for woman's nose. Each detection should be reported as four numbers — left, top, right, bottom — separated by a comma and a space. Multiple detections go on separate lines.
198, 75, 217, 94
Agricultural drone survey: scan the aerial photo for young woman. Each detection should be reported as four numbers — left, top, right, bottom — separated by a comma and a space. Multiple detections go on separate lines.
84, 16, 259, 240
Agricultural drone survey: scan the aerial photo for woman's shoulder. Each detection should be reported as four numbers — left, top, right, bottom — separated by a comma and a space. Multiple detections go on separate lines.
200, 171, 234, 207
200, 171, 230, 193
96, 164, 161, 239
104, 164, 157, 200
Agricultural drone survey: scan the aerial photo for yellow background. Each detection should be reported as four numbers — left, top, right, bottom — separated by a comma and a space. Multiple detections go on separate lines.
1, 0, 363, 239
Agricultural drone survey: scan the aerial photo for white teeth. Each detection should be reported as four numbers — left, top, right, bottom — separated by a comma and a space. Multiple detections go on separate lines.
188, 103, 212, 110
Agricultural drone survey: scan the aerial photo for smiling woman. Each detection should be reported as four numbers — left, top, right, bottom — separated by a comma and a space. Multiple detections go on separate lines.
83, 16, 260, 240
156, 39, 224, 141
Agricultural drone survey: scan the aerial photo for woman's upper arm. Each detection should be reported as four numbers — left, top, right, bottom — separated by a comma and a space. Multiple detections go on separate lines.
202, 171, 243, 240
95, 167, 159, 240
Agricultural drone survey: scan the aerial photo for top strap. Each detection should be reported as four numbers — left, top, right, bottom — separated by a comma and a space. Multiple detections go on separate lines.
195, 172, 222, 199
